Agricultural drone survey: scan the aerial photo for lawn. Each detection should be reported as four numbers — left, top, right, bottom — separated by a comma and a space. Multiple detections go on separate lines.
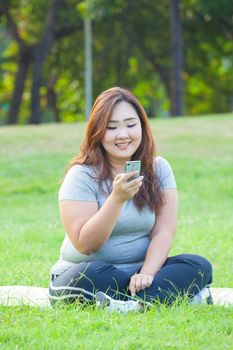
0, 114, 233, 349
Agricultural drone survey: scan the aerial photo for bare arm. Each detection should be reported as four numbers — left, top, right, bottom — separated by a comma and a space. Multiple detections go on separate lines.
129, 188, 178, 295
60, 192, 123, 255
140, 188, 178, 275
59, 171, 143, 255
141, 189, 178, 276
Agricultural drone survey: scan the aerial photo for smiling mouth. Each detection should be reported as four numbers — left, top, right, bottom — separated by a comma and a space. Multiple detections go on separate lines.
115, 142, 131, 149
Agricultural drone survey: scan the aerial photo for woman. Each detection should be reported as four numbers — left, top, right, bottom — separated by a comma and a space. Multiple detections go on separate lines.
49, 87, 212, 311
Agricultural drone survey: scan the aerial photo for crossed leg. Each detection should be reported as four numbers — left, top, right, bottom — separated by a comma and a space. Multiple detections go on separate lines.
49, 254, 212, 306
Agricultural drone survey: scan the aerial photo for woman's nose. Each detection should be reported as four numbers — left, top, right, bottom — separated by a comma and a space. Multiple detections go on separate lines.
117, 127, 129, 138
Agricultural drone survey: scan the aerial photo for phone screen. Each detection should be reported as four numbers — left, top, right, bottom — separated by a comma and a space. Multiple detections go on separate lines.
125, 160, 141, 180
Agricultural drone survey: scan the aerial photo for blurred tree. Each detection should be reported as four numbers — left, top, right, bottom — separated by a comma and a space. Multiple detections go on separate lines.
0, 0, 232, 124
0, 1, 32, 124
88, 0, 183, 115
86, 0, 172, 116
182, 0, 233, 114
29, 0, 61, 124
170, 0, 184, 116
90, 0, 232, 116
0, 0, 62, 124
0, 0, 83, 124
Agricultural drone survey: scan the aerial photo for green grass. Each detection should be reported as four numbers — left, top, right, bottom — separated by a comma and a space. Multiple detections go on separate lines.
0, 114, 233, 349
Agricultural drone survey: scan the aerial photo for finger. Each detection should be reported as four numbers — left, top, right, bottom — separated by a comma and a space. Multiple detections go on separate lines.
129, 180, 143, 191
114, 173, 123, 180
129, 280, 136, 297
114, 173, 126, 182
127, 176, 144, 187
140, 276, 149, 290
140, 275, 150, 290
128, 182, 143, 196
125, 171, 140, 181
135, 277, 143, 292
129, 276, 136, 295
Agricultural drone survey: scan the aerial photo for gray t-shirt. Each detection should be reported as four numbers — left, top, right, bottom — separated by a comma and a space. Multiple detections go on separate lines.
50, 157, 177, 277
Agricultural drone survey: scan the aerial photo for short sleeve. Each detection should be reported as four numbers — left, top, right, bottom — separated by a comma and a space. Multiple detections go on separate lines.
59, 165, 97, 201
155, 157, 177, 189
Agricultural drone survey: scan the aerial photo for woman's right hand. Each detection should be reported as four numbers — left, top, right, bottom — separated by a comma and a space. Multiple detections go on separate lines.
112, 171, 144, 203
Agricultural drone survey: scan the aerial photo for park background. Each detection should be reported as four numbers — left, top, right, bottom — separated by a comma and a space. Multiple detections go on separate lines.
0, 0, 232, 124
0, 1, 233, 349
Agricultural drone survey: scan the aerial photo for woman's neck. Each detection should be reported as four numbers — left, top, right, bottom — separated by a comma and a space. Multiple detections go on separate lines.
110, 160, 127, 176
111, 164, 125, 176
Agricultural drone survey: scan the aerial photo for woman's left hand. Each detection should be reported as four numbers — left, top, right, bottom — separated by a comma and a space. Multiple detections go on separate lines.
129, 273, 153, 297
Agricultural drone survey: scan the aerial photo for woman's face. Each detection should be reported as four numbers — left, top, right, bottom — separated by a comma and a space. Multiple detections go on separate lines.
102, 101, 142, 164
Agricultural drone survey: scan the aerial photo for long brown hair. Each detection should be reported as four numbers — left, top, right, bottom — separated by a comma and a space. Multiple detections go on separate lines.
66, 87, 164, 214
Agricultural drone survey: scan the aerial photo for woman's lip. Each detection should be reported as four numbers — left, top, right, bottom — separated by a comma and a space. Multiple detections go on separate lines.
115, 142, 130, 149
115, 142, 130, 146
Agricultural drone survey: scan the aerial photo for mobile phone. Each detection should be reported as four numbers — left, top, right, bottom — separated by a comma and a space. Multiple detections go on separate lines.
125, 160, 141, 180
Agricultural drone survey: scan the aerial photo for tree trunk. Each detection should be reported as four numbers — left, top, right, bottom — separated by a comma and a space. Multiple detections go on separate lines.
0, 5, 31, 124
29, 0, 61, 124
136, 40, 172, 115
29, 45, 44, 124
152, 62, 171, 103
84, 18, 93, 120
46, 76, 60, 122
48, 88, 60, 122
170, 0, 184, 116
7, 53, 30, 124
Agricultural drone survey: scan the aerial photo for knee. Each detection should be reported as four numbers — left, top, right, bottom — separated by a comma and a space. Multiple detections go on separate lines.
184, 254, 213, 283
193, 254, 212, 272
198, 256, 213, 282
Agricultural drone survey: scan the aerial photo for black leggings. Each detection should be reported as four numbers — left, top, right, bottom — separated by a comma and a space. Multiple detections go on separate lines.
49, 254, 212, 305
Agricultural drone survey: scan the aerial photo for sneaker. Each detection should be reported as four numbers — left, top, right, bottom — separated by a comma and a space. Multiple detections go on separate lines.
95, 291, 144, 313
190, 287, 213, 305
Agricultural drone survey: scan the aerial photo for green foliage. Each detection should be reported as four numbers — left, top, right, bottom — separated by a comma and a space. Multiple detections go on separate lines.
5, 0, 52, 44
0, 27, 16, 124
56, 76, 85, 122
0, 0, 232, 124
182, 0, 233, 114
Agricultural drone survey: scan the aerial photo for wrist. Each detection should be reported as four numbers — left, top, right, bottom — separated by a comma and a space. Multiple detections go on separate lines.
139, 272, 154, 278
110, 191, 126, 205
140, 267, 160, 277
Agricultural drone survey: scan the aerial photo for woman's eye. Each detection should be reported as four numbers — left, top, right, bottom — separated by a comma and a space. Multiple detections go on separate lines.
107, 126, 117, 130
127, 124, 136, 128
